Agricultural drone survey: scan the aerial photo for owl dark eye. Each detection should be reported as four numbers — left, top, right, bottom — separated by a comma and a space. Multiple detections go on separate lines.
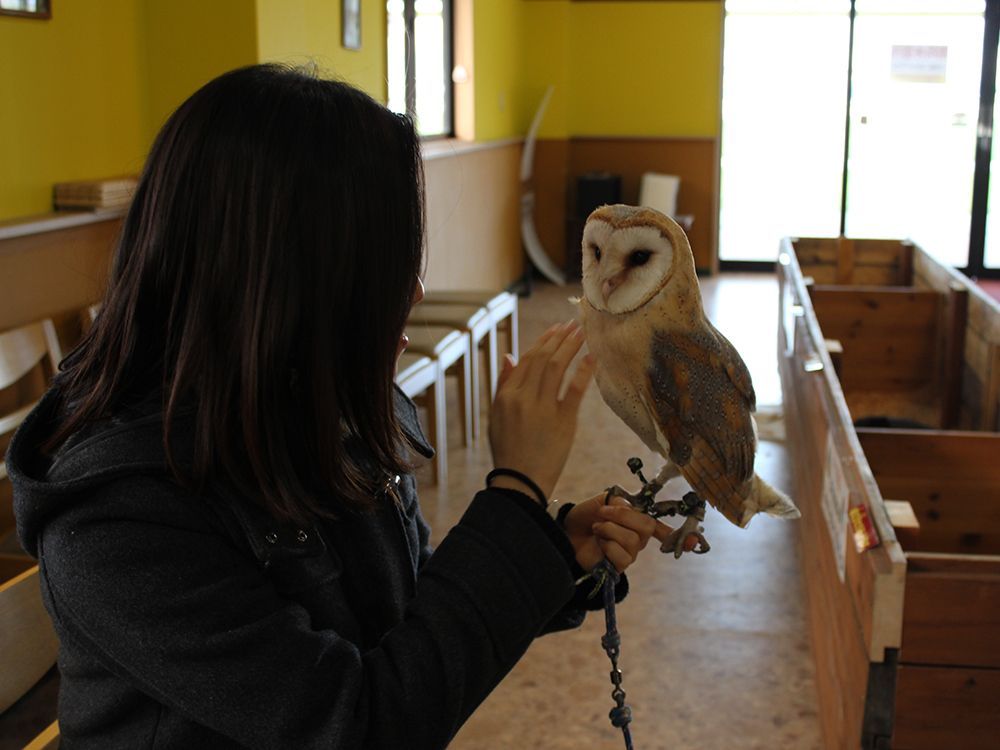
630, 250, 652, 266
593, 245, 602, 261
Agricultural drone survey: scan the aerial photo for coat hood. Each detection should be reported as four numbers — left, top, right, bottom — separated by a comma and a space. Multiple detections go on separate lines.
8, 386, 434, 559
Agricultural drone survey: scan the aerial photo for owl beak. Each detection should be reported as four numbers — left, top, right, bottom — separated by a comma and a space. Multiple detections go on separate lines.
602, 274, 623, 306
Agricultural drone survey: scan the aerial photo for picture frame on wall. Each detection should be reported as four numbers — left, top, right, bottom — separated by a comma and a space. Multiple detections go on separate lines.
0, 0, 51, 19
342, 0, 361, 50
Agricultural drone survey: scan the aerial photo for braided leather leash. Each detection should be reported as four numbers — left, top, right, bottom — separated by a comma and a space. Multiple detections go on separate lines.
595, 559, 635, 750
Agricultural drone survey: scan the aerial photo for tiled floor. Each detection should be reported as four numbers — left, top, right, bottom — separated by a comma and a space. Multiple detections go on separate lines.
412, 273, 822, 750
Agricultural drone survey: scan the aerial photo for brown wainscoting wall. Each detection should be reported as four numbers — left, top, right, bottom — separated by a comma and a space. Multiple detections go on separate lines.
0, 212, 121, 333
533, 136, 719, 276
422, 139, 525, 291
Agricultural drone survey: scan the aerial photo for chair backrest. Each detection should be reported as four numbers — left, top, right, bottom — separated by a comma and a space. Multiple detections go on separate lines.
638, 172, 681, 219
0, 320, 63, 748
1, 320, 60, 507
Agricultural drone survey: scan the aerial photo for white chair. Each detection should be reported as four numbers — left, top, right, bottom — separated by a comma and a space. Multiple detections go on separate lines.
411, 291, 519, 439
0, 320, 62, 750
395, 353, 446, 484
1, 320, 61, 528
404, 325, 472, 450
638, 172, 693, 232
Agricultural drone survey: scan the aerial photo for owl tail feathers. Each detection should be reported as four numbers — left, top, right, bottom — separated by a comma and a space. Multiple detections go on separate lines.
738, 474, 800, 528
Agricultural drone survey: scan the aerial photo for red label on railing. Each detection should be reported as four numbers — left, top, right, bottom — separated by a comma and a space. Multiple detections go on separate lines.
849, 504, 881, 553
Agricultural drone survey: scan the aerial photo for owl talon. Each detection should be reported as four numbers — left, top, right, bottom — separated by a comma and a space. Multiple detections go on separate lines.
658, 508, 710, 559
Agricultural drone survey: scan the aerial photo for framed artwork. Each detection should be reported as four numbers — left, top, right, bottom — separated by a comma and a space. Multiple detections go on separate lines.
342, 0, 361, 50
0, 0, 51, 19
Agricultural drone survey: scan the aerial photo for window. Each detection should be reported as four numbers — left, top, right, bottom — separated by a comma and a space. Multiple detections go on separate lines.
720, 0, 1000, 278
387, 0, 453, 138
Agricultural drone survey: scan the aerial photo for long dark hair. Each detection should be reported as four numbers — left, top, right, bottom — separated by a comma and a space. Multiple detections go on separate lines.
47, 64, 425, 523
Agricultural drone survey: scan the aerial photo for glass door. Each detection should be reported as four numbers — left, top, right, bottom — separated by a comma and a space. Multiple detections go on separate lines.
720, 1, 852, 262
720, 0, 992, 270
845, 1, 984, 268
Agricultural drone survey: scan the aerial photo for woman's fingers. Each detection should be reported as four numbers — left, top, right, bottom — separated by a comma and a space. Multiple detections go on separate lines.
488, 320, 593, 501
537, 323, 587, 398
514, 321, 587, 398
594, 501, 699, 569
561, 353, 596, 414
494, 353, 516, 393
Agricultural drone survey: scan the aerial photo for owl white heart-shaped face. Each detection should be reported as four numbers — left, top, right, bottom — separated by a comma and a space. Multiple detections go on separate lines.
581, 220, 676, 314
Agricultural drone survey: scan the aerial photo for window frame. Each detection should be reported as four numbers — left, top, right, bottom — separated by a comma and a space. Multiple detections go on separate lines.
392, 0, 455, 140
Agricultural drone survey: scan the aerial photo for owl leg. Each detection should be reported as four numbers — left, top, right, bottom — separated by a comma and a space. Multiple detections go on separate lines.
650, 491, 710, 558
606, 457, 678, 513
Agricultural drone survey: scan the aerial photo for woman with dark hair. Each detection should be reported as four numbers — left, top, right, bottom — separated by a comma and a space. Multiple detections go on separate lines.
8, 64, 676, 749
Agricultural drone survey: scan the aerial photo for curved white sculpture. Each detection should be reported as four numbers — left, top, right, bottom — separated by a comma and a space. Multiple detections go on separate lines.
520, 85, 566, 286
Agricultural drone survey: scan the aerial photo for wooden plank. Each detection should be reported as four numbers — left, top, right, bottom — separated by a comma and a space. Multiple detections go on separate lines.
810, 287, 940, 392
783, 250, 907, 659
915, 244, 1000, 345
897, 241, 914, 286
792, 238, 839, 274
23, 721, 60, 750
856, 429, 1000, 554
942, 284, 969, 429
837, 236, 856, 285
851, 266, 905, 287
884, 500, 920, 551
963, 271, 1000, 343
779, 248, 909, 749
0, 219, 119, 333
781, 348, 872, 750
0, 566, 60, 715
894, 664, 1000, 750
825, 338, 843, 381
901, 552, 1000, 669
853, 238, 908, 268
963, 327, 993, 394
844, 387, 942, 430
799, 264, 837, 285
983, 345, 1000, 431
0, 667, 59, 750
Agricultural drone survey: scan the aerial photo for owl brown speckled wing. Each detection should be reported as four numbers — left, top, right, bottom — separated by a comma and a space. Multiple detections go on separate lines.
645, 324, 757, 526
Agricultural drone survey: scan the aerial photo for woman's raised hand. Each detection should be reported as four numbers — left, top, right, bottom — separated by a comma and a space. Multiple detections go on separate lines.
488, 321, 595, 502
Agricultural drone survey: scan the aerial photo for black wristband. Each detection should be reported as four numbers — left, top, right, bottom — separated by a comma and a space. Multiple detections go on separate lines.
485, 468, 547, 507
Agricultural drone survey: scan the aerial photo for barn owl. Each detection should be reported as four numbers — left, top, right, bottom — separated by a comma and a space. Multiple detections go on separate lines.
575, 205, 799, 557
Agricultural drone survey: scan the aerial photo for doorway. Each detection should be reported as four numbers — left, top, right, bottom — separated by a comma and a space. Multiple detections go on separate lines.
720, 0, 996, 276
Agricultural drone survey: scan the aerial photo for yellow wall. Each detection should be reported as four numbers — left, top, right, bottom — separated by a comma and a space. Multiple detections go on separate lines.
470, 0, 527, 143
256, 0, 388, 100
0, 0, 257, 223
504, 0, 722, 141
520, 0, 572, 140
569, 1, 722, 137
139, 0, 258, 147
0, 2, 145, 222
1, 0, 722, 222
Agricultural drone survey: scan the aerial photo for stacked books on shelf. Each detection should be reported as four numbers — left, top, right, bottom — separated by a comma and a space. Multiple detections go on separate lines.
53, 175, 138, 211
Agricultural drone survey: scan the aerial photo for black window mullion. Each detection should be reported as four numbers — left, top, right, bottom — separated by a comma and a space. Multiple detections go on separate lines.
839, 0, 857, 238
442, 0, 454, 138
404, 0, 417, 121
967, 1, 1000, 276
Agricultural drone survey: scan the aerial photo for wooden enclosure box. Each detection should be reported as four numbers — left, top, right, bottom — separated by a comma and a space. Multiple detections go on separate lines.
778, 236, 1000, 750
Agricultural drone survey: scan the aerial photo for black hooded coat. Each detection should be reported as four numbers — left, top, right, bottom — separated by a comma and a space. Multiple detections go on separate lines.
8, 387, 613, 749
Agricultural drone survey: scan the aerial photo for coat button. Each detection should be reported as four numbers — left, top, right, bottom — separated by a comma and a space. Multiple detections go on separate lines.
265, 533, 278, 544
297, 530, 309, 543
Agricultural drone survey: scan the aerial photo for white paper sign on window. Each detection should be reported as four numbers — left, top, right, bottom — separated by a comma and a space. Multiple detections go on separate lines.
891, 45, 948, 83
